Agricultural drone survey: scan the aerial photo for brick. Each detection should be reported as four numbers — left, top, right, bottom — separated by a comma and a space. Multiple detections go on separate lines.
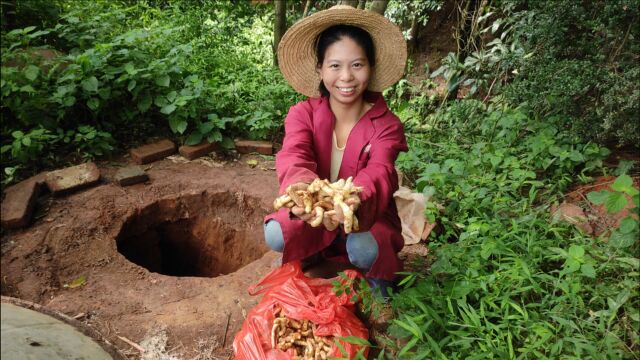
114, 166, 148, 186
234, 140, 273, 155
179, 141, 218, 160
1, 175, 45, 229
45, 162, 101, 195
130, 139, 176, 165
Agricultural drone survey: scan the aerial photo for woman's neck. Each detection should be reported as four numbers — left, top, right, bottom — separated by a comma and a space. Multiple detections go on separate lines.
329, 96, 368, 126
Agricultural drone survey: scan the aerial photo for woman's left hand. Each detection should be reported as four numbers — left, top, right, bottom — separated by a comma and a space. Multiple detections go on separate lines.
344, 194, 361, 210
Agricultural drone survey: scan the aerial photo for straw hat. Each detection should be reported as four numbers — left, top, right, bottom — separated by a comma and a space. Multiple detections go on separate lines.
277, 5, 407, 98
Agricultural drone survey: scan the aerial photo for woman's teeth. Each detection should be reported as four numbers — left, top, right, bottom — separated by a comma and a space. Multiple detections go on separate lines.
337, 87, 355, 93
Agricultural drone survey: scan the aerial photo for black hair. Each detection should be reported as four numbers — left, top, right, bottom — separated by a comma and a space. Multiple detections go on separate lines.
316, 25, 375, 97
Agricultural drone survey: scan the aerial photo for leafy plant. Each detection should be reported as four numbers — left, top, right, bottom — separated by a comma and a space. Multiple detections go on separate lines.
385, 99, 638, 358
587, 175, 639, 249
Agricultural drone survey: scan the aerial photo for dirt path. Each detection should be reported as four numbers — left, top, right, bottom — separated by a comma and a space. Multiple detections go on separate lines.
1, 156, 284, 359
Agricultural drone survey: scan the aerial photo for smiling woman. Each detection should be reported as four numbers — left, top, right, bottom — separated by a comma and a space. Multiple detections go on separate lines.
263, 5, 408, 299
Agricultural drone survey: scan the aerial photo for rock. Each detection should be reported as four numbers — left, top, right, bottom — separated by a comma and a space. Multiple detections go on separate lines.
551, 202, 594, 235
130, 139, 176, 165
45, 162, 101, 195
234, 140, 273, 155
1, 175, 45, 229
114, 166, 148, 186
179, 141, 218, 160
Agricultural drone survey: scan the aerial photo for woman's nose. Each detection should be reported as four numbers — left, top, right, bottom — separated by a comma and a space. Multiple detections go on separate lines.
339, 68, 354, 81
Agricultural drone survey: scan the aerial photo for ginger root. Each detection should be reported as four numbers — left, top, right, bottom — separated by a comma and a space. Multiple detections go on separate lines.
272, 177, 362, 233
271, 306, 333, 360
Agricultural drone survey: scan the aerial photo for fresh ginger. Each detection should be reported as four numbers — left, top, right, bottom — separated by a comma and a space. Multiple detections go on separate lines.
272, 177, 362, 233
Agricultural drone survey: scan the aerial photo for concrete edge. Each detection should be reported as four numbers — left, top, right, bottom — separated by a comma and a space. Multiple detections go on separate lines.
1, 296, 127, 360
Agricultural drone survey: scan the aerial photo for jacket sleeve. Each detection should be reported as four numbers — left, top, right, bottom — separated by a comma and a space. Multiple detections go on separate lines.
353, 119, 408, 231
275, 103, 319, 194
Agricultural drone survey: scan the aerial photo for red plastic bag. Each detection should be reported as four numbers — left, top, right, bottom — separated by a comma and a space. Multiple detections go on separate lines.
233, 261, 369, 360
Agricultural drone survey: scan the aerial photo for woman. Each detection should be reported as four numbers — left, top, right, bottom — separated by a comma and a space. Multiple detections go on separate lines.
264, 5, 408, 298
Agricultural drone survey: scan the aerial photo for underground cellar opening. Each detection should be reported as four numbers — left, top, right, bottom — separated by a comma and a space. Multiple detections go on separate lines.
116, 192, 269, 277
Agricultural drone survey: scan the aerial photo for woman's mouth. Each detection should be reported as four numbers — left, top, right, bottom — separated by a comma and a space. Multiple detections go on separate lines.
336, 86, 355, 95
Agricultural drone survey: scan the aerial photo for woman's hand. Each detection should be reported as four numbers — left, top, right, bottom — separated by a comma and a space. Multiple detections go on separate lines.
322, 211, 340, 231
345, 194, 361, 210
291, 205, 313, 221
287, 182, 312, 220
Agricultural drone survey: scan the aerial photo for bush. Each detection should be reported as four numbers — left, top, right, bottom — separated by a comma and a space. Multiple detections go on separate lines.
1, 1, 300, 183
381, 99, 638, 358
504, 0, 640, 147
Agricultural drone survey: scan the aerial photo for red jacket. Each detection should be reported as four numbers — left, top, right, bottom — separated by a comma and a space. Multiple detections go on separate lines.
266, 93, 408, 280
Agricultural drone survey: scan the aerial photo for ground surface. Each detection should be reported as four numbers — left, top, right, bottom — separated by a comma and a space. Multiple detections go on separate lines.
0, 153, 431, 359
1, 154, 285, 359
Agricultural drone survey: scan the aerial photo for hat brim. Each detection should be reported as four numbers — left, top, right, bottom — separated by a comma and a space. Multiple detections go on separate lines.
278, 6, 407, 98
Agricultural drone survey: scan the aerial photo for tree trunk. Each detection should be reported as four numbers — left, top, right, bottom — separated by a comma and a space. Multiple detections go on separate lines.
357, 0, 367, 9
302, 0, 314, 17
340, 0, 358, 7
274, 0, 287, 66
369, 0, 388, 15
409, 14, 420, 55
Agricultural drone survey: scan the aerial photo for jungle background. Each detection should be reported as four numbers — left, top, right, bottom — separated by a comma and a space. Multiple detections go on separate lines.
1, 0, 639, 358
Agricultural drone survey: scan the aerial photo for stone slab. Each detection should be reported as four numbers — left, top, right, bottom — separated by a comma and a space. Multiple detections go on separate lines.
114, 166, 148, 186
179, 141, 218, 160
234, 140, 273, 155
130, 139, 176, 165
1, 303, 113, 360
45, 162, 101, 195
1, 175, 44, 229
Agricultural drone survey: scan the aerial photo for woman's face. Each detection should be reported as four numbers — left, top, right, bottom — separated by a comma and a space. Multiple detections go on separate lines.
317, 36, 371, 106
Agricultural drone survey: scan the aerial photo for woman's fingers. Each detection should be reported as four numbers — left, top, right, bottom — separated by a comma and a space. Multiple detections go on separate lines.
291, 205, 305, 216
334, 203, 345, 222
291, 205, 313, 221
344, 195, 361, 209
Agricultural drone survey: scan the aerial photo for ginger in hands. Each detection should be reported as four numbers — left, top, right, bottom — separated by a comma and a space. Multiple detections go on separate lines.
273, 177, 362, 233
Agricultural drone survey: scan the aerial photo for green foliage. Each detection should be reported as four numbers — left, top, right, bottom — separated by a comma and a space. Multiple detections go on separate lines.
587, 175, 639, 250
431, 2, 530, 99
384, 99, 638, 358
1, 1, 300, 183
502, 0, 640, 147
0, 0, 65, 33
386, 0, 445, 36
429, 0, 639, 147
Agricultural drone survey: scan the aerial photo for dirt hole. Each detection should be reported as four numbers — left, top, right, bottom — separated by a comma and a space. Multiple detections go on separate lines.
116, 191, 269, 277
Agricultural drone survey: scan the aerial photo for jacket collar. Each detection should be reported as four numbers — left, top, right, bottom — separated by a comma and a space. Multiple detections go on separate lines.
311, 92, 387, 178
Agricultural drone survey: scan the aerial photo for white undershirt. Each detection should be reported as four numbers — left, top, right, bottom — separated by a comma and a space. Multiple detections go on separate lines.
330, 130, 345, 182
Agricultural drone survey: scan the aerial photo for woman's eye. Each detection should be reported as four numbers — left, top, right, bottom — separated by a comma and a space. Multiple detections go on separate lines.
330, 64, 339, 69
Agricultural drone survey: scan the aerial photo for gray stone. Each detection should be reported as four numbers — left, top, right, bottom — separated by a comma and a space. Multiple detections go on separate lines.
114, 166, 148, 186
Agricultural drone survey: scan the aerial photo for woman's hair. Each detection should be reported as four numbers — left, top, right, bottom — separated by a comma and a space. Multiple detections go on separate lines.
316, 25, 375, 97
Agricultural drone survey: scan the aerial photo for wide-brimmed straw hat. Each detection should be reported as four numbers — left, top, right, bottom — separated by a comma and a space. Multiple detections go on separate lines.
277, 5, 407, 98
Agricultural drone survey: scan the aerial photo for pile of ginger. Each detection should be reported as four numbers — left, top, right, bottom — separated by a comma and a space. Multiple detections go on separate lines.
273, 177, 362, 233
271, 306, 333, 359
